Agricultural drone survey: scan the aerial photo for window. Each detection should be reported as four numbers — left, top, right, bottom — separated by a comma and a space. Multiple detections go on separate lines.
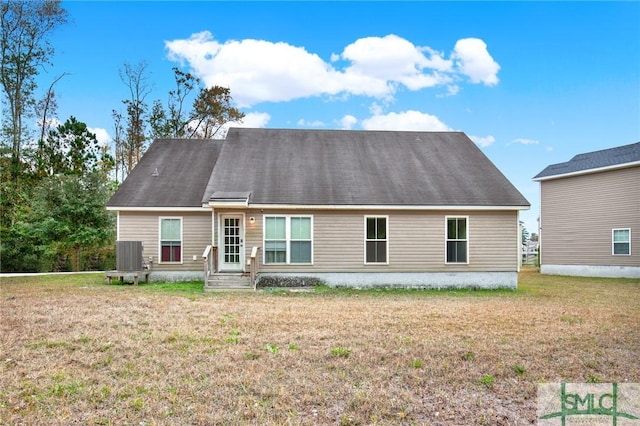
264, 216, 312, 264
290, 217, 312, 263
365, 216, 388, 264
265, 217, 286, 263
612, 229, 631, 255
446, 217, 468, 264
160, 217, 182, 262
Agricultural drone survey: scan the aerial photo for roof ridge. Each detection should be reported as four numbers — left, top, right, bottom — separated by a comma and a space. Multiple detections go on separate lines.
227, 127, 464, 135
534, 141, 640, 180
570, 141, 640, 161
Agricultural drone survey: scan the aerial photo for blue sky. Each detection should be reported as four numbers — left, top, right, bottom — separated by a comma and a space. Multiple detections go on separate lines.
40, 1, 640, 233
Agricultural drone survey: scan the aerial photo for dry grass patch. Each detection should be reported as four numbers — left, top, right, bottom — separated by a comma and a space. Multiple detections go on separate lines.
1, 269, 638, 424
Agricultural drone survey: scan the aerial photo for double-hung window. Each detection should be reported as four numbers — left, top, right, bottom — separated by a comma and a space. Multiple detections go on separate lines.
446, 217, 468, 264
264, 216, 312, 264
290, 217, 312, 263
612, 228, 631, 255
160, 217, 182, 263
365, 216, 388, 264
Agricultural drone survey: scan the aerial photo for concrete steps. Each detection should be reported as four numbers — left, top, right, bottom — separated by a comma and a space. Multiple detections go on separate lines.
205, 273, 252, 291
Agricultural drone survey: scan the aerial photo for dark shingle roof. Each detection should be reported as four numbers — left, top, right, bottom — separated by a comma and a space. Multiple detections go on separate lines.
107, 139, 223, 207
201, 128, 529, 207
533, 141, 640, 180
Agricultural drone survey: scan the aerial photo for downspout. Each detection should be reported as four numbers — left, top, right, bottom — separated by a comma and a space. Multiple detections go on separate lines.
517, 212, 522, 272
538, 182, 543, 269
211, 205, 216, 272
116, 210, 121, 241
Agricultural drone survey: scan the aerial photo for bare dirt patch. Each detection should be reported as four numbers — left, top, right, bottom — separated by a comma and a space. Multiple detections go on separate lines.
1, 269, 638, 424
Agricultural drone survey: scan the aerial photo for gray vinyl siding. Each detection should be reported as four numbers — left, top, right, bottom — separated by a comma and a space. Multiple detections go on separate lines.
118, 211, 212, 271
540, 166, 640, 266
217, 208, 520, 273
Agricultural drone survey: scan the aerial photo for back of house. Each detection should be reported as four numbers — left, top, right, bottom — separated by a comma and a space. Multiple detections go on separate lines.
107, 128, 530, 289
533, 141, 640, 279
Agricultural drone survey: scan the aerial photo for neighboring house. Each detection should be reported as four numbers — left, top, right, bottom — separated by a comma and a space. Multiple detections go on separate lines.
522, 240, 539, 261
533, 141, 640, 279
107, 128, 530, 289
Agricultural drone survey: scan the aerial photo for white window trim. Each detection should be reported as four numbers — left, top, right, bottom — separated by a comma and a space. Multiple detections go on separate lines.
116, 211, 121, 241
612, 228, 631, 256
263, 215, 287, 265
364, 215, 389, 265
445, 216, 470, 265
263, 215, 314, 265
159, 216, 183, 264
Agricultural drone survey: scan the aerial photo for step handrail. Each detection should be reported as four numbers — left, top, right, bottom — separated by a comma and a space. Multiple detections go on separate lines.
248, 246, 260, 290
202, 245, 217, 282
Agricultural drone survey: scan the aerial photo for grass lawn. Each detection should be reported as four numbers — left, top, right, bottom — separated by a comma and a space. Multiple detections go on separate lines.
1, 268, 638, 425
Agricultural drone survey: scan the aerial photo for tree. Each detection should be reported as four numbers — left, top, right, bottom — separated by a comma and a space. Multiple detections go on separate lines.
188, 85, 245, 139
148, 99, 169, 140
148, 67, 244, 140
1, 160, 115, 273
0, 154, 33, 271
114, 64, 244, 180
28, 171, 115, 271
0, 0, 68, 187
35, 72, 68, 163
1, 116, 116, 272
149, 67, 199, 139
39, 116, 114, 176
119, 61, 151, 176
111, 109, 126, 183
521, 222, 530, 246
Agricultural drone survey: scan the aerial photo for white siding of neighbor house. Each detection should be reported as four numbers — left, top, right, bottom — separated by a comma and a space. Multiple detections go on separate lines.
117, 211, 212, 272
215, 208, 520, 273
540, 165, 640, 268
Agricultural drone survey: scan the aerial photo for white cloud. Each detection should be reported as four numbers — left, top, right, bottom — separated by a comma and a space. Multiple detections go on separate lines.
298, 118, 325, 127
469, 135, 495, 147
166, 32, 344, 107
37, 117, 61, 131
165, 31, 500, 107
361, 110, 450, 131
340, 35, 453, 91
420, 46, 454, 72
229, 112, 271, 128
297, 119, 325, 127
510, 138, 539, 145
452, 38, 500, 86
339, 115, 358, 130
88, 127, 111, 145
437, 84, 460, 98
220, 111, 271, 137
369, 102, 384, 116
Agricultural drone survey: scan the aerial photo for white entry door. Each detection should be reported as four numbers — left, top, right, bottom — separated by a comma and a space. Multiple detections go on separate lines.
220, 215, 244, 271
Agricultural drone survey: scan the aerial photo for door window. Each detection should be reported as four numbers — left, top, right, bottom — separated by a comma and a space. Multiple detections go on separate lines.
224, 217, 241, 264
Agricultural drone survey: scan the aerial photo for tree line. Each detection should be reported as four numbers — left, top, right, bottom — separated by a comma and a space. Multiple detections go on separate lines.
113, 62, 244, 183
1, 0, 243, 272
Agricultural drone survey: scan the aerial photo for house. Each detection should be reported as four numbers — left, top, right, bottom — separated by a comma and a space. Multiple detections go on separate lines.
522, 239, 539, 263
533, 141, 640, 279
107, 128, 530, 289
